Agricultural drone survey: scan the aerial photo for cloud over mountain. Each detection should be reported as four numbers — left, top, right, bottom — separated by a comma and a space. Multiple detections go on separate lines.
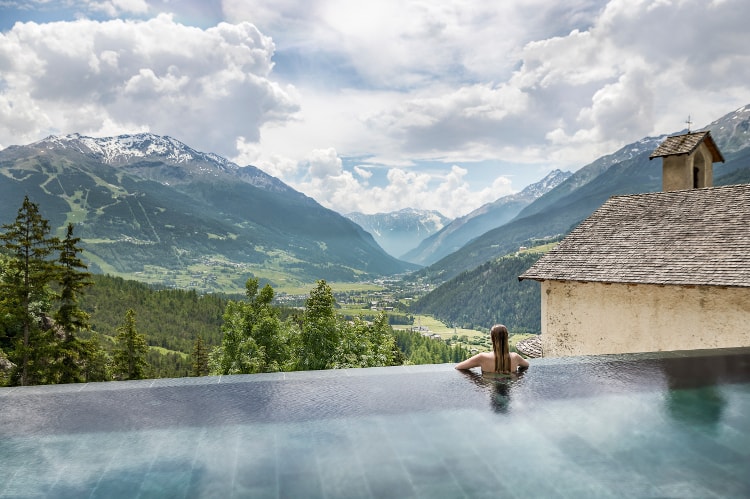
0, 13, 299, 156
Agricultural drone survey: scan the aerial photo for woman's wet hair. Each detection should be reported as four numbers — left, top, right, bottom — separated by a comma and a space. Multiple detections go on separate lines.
491, 324, 511, 374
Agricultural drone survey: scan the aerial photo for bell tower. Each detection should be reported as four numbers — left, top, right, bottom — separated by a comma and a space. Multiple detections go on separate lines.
649, 130, 724, 191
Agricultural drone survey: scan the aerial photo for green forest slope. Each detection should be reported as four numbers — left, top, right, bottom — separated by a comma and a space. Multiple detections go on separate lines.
411, 246, 553, 333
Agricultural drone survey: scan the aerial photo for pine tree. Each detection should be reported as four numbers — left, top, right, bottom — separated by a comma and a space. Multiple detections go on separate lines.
54, 223, 94, 384
112, 309, 149, 380
191, 336, 209, 376
298, 280, 339, 370
0, 196, 59, 385
79, 333, 110, 382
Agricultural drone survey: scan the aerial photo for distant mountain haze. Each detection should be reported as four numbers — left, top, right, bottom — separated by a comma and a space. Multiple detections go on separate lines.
0, 133, 416, 291
401, 169, 571, 266
344, 208, 450, 260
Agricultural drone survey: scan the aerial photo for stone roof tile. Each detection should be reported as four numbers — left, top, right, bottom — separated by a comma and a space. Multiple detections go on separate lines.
519, 184, 750, 288
649, 131, 725, 162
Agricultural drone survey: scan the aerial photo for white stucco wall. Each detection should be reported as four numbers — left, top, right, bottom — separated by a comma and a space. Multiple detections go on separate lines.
540, 280, 750, 357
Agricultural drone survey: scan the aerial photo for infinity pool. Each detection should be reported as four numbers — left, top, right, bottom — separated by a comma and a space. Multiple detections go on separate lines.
1, 348, 749, 498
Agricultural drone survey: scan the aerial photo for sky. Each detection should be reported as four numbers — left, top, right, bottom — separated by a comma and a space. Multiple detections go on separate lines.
0, 1, 748, 219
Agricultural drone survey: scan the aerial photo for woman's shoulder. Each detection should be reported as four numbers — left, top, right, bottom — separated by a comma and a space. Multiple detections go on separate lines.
511, 351, 530, 368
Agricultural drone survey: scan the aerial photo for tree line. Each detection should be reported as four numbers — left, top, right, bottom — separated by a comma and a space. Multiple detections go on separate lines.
0, 197, 470, 386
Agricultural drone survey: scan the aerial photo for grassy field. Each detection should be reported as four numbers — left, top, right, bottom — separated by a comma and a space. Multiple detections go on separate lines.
282, 281, 384, 295
392, 315, 489, 352
86, 254, 388, 296
518, 241, 559, 254
392, 316, 537, 354
150, 345, 189, 359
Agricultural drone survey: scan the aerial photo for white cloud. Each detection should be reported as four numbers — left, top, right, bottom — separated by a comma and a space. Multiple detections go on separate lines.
306, 147, 342, 178
225, 0, 605, 86
0, 13, 299, 154
2, 0, 749, 220
353, 166, 372, 180
87, 0, 150, 16
220, 0, 750, 218
289, 148, 515, 218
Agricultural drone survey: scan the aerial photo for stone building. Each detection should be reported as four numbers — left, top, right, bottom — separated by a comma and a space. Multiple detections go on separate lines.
519, 132, 749, 356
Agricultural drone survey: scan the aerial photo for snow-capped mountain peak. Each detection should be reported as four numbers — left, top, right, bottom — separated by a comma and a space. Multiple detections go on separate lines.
519, 168, 572, 198
35, 133, 238, 171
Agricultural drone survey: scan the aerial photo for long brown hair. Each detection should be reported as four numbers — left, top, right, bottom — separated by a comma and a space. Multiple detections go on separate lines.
491, 324, 511, 374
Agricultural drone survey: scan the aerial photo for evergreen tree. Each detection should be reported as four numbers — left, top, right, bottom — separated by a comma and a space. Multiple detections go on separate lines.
112, 308, 149, 380
0, 347, 12, 386
368, 312, 400, 366
191, 336, 210, 376
214, 278, 289, 374
333, 312, 400, 368
0, 196, 59, 385
79, 333, 110, 382
298, 280, 339, 371
54, 223, 94, 383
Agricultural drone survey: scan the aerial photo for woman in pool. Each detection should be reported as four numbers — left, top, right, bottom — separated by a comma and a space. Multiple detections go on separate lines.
454, 324, 529, 374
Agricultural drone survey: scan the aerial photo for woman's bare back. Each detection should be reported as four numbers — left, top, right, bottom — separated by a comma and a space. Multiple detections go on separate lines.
455, 351, 529, 373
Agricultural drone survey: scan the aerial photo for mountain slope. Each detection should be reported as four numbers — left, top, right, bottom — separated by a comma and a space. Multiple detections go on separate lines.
344, 208, 449, 260
412, 104, 750, 285
402, 169, 571, 266
0, 133, 415, 291
412, 250, 546, 332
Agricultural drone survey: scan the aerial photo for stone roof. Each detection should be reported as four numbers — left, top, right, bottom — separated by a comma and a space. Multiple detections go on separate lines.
649, 131, 725, 163
516, 336, 543, 358
519, 183, 750, 288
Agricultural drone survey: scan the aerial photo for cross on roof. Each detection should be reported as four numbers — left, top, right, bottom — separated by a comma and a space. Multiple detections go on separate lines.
685, 115, 693, 132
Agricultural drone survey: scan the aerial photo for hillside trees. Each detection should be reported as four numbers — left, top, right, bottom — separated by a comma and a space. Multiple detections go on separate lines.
212, 279, 404, 374
0, 198, 113, 386
393, 330, 470, 364
80, 275, 226, 354
412, 251, 544, 332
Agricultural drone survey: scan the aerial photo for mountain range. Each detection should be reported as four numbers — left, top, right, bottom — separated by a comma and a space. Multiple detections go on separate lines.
0, 133, 415, 292
1, 104, 749, 301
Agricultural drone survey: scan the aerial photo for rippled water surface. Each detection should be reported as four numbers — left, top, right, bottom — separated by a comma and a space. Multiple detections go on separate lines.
1, 348, 749, 498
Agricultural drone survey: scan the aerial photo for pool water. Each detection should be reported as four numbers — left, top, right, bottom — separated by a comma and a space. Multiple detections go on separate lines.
1, 348, 749, 498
